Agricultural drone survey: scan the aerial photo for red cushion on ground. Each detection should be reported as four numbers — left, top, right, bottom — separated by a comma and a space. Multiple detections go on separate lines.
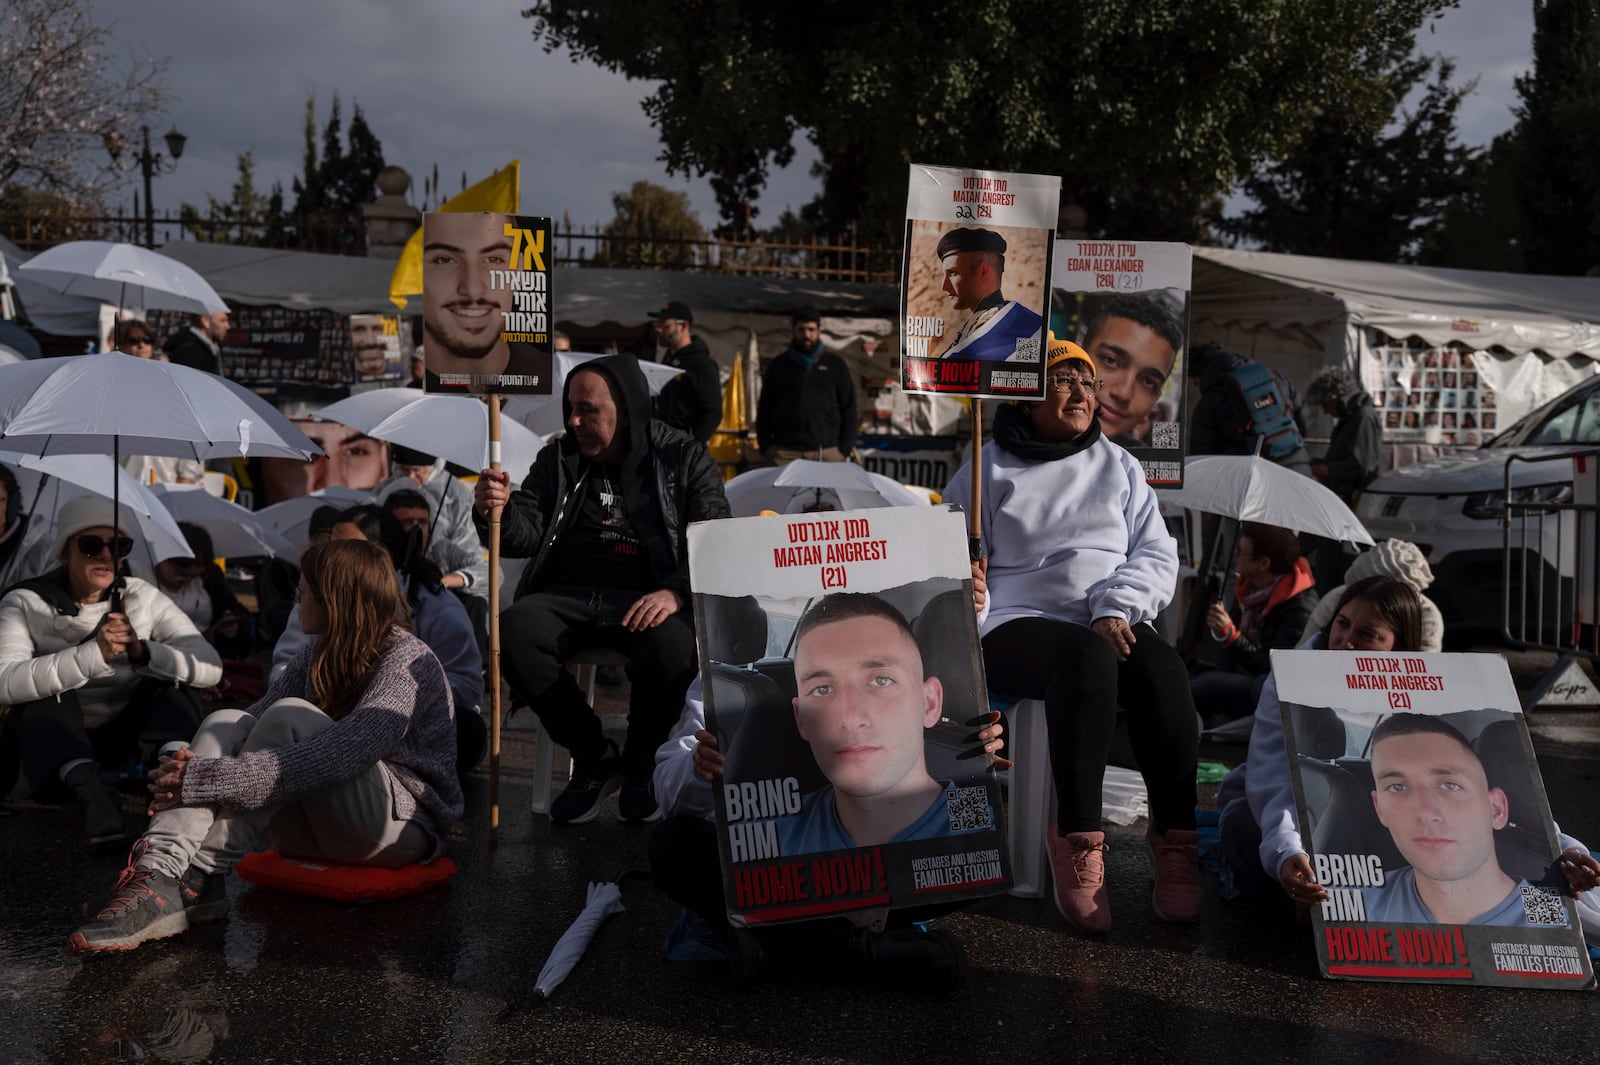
234, 850, 457, 902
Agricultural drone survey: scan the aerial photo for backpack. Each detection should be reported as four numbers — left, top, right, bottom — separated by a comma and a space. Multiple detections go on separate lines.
1228, 363, 1303, 460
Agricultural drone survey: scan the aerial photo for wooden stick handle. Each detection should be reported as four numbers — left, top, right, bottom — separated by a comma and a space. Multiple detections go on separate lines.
488, 395, 503, 844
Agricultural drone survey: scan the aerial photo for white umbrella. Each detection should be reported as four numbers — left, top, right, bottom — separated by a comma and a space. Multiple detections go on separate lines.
725, 460, 928, 518
503, 352, 681, 439
15, 241, 227, 315
1156, 455, 1374, 545
313, 390, 542, 482
149, 483, 293, 559
0, 353, 319, 461
255, 486, 372, 551
533, 881, 625, 998
0, 452, 190, 584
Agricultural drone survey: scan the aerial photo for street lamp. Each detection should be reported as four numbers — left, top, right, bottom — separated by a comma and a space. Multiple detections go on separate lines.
104, 125, 186, 247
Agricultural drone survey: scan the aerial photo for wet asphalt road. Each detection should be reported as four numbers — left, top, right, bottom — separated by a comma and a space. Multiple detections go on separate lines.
2, 668, 1597, 1064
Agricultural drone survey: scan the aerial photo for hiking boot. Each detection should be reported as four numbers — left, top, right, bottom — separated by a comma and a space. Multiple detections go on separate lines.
617, 764, 662, 823
67, 841, 188, 954
1047, 826, 1110, 934
63, 762, 129, 852
81, 863, 228, 922
1148, 827, 1201, 923
549, 743, 622, 825
850, 928, 966, 994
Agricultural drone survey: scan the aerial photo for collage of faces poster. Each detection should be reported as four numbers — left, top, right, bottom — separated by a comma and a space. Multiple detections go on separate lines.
899, 165, 1059, 401
349, 313, 404, 383
1276, 649, 1593, 989
1052, 241, 1192, 486
421, 210, 554, 395
687, 504, 1010, 927
1376, 346, 1498, 447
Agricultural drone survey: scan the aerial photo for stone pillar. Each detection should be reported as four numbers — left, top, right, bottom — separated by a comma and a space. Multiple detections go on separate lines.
363, 166, 420, 259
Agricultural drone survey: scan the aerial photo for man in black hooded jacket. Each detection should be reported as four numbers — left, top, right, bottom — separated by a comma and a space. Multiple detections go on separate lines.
473, 354, 730, 824
648, 301, 722, 444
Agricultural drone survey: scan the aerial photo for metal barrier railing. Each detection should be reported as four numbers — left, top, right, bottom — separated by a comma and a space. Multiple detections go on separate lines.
1501, 448, 1600, 705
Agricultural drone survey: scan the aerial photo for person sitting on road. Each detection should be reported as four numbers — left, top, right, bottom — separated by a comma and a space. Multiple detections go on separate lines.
151, 523, 255, 661
271, 505, 486, 779
1215, 576, 1600, 942
0, 497, 222, 851
1300, 538, 1444, 652
1189, 522, 1318, 728
69, 538, 463, 954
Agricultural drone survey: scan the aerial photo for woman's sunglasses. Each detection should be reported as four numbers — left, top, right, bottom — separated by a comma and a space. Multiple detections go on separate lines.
78, 534, 135, 559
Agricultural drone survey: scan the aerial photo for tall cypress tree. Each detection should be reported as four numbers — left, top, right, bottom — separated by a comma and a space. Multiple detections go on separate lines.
1514, 0, 1600, 274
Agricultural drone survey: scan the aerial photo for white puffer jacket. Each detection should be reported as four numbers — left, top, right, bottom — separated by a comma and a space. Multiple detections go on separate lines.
0, 573, 223, 728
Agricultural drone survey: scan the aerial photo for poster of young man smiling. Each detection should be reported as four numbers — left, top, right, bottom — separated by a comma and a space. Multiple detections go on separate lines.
900, 165, 1059, 401
1276, 649, 1595, 989
421, 210, 554, 395
688, 504, 1010, 927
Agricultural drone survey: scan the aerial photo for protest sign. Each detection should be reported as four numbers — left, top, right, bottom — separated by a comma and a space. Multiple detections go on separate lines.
350, 313, 404, 383
421, 211, 554, 395
1276, 649, 1594, 989
688, 504, 1010, 926
1052, 240, 1191, 486
900, 166, 1059, 400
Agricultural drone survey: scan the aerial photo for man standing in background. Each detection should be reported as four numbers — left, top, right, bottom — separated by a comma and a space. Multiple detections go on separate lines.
648, 301, 721, 444
756, 308, 858, 465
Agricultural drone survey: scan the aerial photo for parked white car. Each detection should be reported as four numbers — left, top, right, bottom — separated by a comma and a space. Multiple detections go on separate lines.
1357, 373, 1600, 645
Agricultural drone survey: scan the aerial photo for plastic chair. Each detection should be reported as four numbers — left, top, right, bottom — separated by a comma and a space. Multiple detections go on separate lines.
200, 470, 238, 502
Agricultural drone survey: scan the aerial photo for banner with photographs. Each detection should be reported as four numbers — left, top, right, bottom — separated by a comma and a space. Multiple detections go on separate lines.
1376, 346, 1498, 447
900, 165, 1059, 400
1051, 241, 1192, 486
1276, 649, 1594, 989
422, 211, 554, 395
350, 313, 404, 383
687, 504, 1010, 927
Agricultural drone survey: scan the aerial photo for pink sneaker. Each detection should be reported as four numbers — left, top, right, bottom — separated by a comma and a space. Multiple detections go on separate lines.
1147, 827, 1200, 923
1046, 826, 1110, 933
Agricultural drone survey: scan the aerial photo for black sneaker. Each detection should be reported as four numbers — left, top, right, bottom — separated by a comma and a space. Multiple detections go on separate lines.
849, 928, 966, 994
549, 744, 622, 825
63, 762, 129, 852
617, 768, 661, 824
67, 842, 189, 955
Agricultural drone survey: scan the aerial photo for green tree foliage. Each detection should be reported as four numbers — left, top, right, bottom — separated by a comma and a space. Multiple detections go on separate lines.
1512, 0, 1600, 275
597, 180, 705, 267
1221, 54, 1478, 262
178, 150, 275, 245
524, 0, 1452, 246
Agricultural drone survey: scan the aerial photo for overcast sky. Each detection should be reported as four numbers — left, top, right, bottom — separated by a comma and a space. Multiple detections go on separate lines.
91, 0, 1532, 234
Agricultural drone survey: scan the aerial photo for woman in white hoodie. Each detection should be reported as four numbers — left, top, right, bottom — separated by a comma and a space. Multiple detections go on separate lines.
0, 497, 221, 849
944, 337, 1198, 936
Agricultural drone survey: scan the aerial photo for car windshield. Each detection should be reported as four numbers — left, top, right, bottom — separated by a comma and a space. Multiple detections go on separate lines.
1492, 377, 1600, 448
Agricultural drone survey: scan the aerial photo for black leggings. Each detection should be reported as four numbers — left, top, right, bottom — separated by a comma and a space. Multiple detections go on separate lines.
983, 618, 1198, 834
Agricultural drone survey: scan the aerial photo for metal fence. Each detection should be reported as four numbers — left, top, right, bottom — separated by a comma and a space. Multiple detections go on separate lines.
1501, 448, 1600, 705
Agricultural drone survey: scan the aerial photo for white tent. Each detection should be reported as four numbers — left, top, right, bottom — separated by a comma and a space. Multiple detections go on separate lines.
1192, 248, 1600, 439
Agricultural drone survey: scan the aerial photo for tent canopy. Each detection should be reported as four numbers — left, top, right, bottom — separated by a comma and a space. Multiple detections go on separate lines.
1193, 247, 1600, 362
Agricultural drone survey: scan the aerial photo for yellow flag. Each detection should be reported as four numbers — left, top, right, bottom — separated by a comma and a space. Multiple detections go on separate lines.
387, 161, 521, 308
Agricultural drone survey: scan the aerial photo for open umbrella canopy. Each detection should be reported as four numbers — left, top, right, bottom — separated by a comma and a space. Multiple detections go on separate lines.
1156, 455, 1374, 545
0, 353, 322, 461
255, 486, 371, 553
314, 390, 542, 482
149, 483, 294, 559
725, 460, 928, 518
0, 452, 190, 584
15, 241, 227, 315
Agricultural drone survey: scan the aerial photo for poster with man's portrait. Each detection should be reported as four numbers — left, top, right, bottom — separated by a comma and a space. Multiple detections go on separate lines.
687, 504, 1010, 927
421, 211, 554, 395
900, 165, 1059, 401
350, 313, 404, 383
1051, 241, 1192, 486
1276, 649, 1594, 989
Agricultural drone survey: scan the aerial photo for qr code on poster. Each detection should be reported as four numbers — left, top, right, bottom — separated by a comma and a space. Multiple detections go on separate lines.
1520, 885, 1569, 926
946, 786, 993, 832
1150, 422, 1180, 449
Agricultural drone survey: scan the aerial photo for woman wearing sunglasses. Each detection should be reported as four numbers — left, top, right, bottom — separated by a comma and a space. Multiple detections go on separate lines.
944, 335, 1200, 935
0, 497, 222, 850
